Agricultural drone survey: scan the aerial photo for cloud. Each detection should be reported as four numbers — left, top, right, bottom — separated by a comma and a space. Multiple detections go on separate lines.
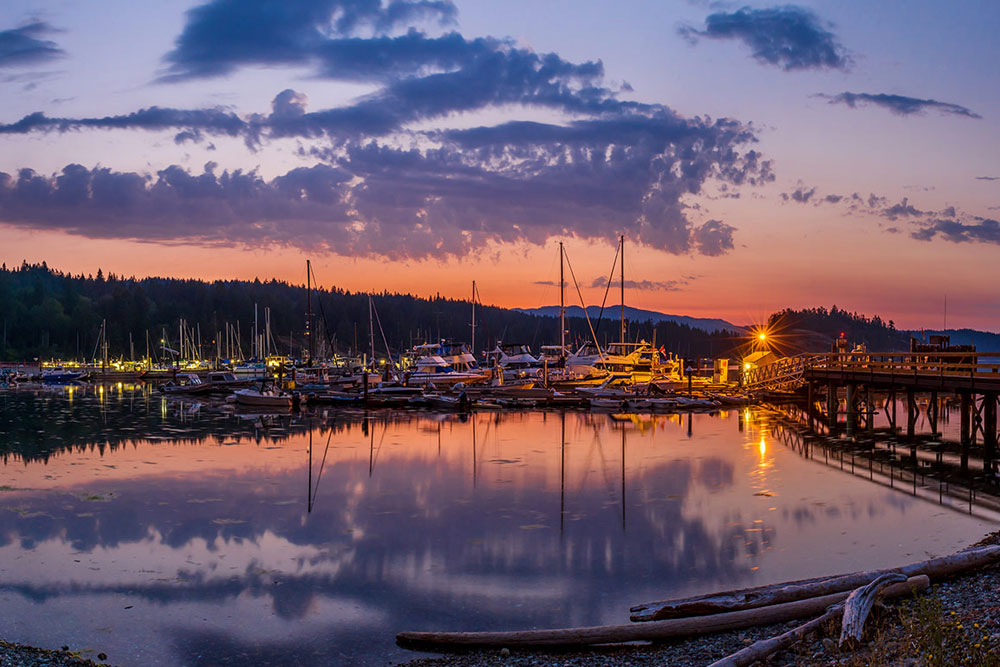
0, 115, 768, 258
912, 218, 1000, 244
691, 219, 735, 256
589, 276, 692, 291
679, 6, 849, 71
0, 107, 247, 138
823, 194, 842, 204
976, 176, 999, 181
781, 186, 815, 203
0, 78, 772, 257
881, 197, 923, 220
161, 0, 458, 81
818, 92, 981, 119
0, 3, 776, 258
0, 21, 65, 68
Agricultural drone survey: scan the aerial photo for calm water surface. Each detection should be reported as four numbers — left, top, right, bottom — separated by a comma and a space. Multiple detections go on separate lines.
0, 387, 996, 665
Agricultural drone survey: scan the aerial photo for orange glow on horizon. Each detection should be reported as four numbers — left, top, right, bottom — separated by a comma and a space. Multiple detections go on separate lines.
3, 220, 999, 331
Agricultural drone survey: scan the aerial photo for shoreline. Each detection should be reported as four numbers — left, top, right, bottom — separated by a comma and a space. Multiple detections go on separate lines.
404, 531, 1000, 667
7, 537, 1000, 666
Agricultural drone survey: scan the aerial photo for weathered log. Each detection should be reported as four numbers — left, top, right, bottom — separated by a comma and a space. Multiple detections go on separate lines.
396, 576, 928, 651
707, 604, 841, 667
707, 575, 927, 667
630, 544, 1000, 621
839, 573, 906, 646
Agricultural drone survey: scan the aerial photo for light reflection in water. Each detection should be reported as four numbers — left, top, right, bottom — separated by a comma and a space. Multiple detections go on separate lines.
0, 388, 997, 666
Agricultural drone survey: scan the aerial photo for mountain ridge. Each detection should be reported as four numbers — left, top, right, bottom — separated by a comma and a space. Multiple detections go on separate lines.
514, 305, 742, 333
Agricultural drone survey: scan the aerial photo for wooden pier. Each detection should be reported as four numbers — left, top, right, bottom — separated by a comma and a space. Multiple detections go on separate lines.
743, 352, 1000, 475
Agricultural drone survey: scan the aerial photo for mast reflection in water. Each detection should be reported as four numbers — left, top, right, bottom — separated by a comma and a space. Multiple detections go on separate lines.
0, 388, 996, 665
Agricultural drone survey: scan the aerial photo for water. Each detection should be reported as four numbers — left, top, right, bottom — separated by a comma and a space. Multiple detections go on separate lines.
0, 386, 997, 665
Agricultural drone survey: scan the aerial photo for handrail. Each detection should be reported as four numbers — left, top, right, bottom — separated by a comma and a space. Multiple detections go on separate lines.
742, 351, 1000, 391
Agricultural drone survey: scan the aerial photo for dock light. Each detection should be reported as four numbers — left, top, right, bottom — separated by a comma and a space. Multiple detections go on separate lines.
758, 333, 766, 341
744, 362, 752, 371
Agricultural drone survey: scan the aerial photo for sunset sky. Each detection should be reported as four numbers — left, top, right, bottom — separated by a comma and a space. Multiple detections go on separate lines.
1, 0, 998, 329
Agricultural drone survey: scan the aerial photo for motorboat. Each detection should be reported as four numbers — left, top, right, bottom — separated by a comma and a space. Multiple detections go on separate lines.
403, 347, 488, 387
234, 383, 299, 409
203, 371, 254, 391
160, 373, 213, 395
568, 340, 676, 383
483, 342, 542, 382
40, 366, 88, 383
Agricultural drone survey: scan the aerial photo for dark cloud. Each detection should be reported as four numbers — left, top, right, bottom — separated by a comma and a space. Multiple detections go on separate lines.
823, 194, 842, 204
818, 92, 981, 119
0, 163, 354, 249
0, 80, 771, 258
161, 0, 457, 81
781, 186, 814, 203
589, 276, 691, 291
0, 4, 774, 258
976, 176, 999, 181
691, 219, 735, 256
679, 6, 849, 71
882, 197, 923, 220
0, 22, 65, 68
0, 112, 768, 258
912, 218, 1000, 244
0, 108, 246, 138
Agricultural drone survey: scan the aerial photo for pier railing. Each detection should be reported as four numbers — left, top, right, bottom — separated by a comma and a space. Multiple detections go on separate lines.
744, 352, 1000, 393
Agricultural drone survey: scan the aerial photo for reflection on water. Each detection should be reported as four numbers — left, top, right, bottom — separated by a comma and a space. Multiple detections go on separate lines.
0, 387, 997, 665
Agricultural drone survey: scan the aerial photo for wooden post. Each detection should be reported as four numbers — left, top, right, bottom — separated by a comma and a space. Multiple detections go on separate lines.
961, 391, 972, 474
891, 387, 897, 431
865, 384, 874, 433
827, 383, 837, 429
906, 390, 916, 439
985, 393, 997, 476
807, 382, 815, 431
929, 390, 939, 436
846, 383, 855, 437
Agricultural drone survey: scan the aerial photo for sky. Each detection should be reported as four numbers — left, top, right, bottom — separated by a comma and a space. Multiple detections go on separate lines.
0, 0, 998, 330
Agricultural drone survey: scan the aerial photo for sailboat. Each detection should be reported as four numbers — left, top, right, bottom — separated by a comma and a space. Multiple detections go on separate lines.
563, 236, 678, 383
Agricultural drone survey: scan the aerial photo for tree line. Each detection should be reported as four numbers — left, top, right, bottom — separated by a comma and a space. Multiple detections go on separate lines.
0, 262, 746, 363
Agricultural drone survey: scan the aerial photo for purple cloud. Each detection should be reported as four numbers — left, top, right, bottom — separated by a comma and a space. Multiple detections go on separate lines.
161, 0, 458, 81
680, 6, 850, 71
912, 218, 1000, 244
819, 92, 981, 119
0, 22, 65, 68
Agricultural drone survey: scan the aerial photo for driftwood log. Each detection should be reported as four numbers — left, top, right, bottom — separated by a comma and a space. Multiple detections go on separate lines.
395, 576, 928, 651
707, 573, 918, 667
839, 573, 907, 645
630, 544, 1000, 621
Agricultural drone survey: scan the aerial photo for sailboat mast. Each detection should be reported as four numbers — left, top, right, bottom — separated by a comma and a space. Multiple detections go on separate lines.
369, 294, 375, 370
620, 234, 625, 345
306, 259, 313, 364
471, 280, 476, 356
559, 241, 565, 357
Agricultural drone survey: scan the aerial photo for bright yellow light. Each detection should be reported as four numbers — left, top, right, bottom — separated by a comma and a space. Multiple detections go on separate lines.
744, 363, 752, 371
758, 333, 766, 341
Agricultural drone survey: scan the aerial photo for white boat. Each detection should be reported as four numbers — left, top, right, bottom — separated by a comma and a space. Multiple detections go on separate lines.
404, 347, 488, 387
160, 373, 212, 395
234, 386, 295, 408
484, 342, 543, 381
568, 340, 676, 383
